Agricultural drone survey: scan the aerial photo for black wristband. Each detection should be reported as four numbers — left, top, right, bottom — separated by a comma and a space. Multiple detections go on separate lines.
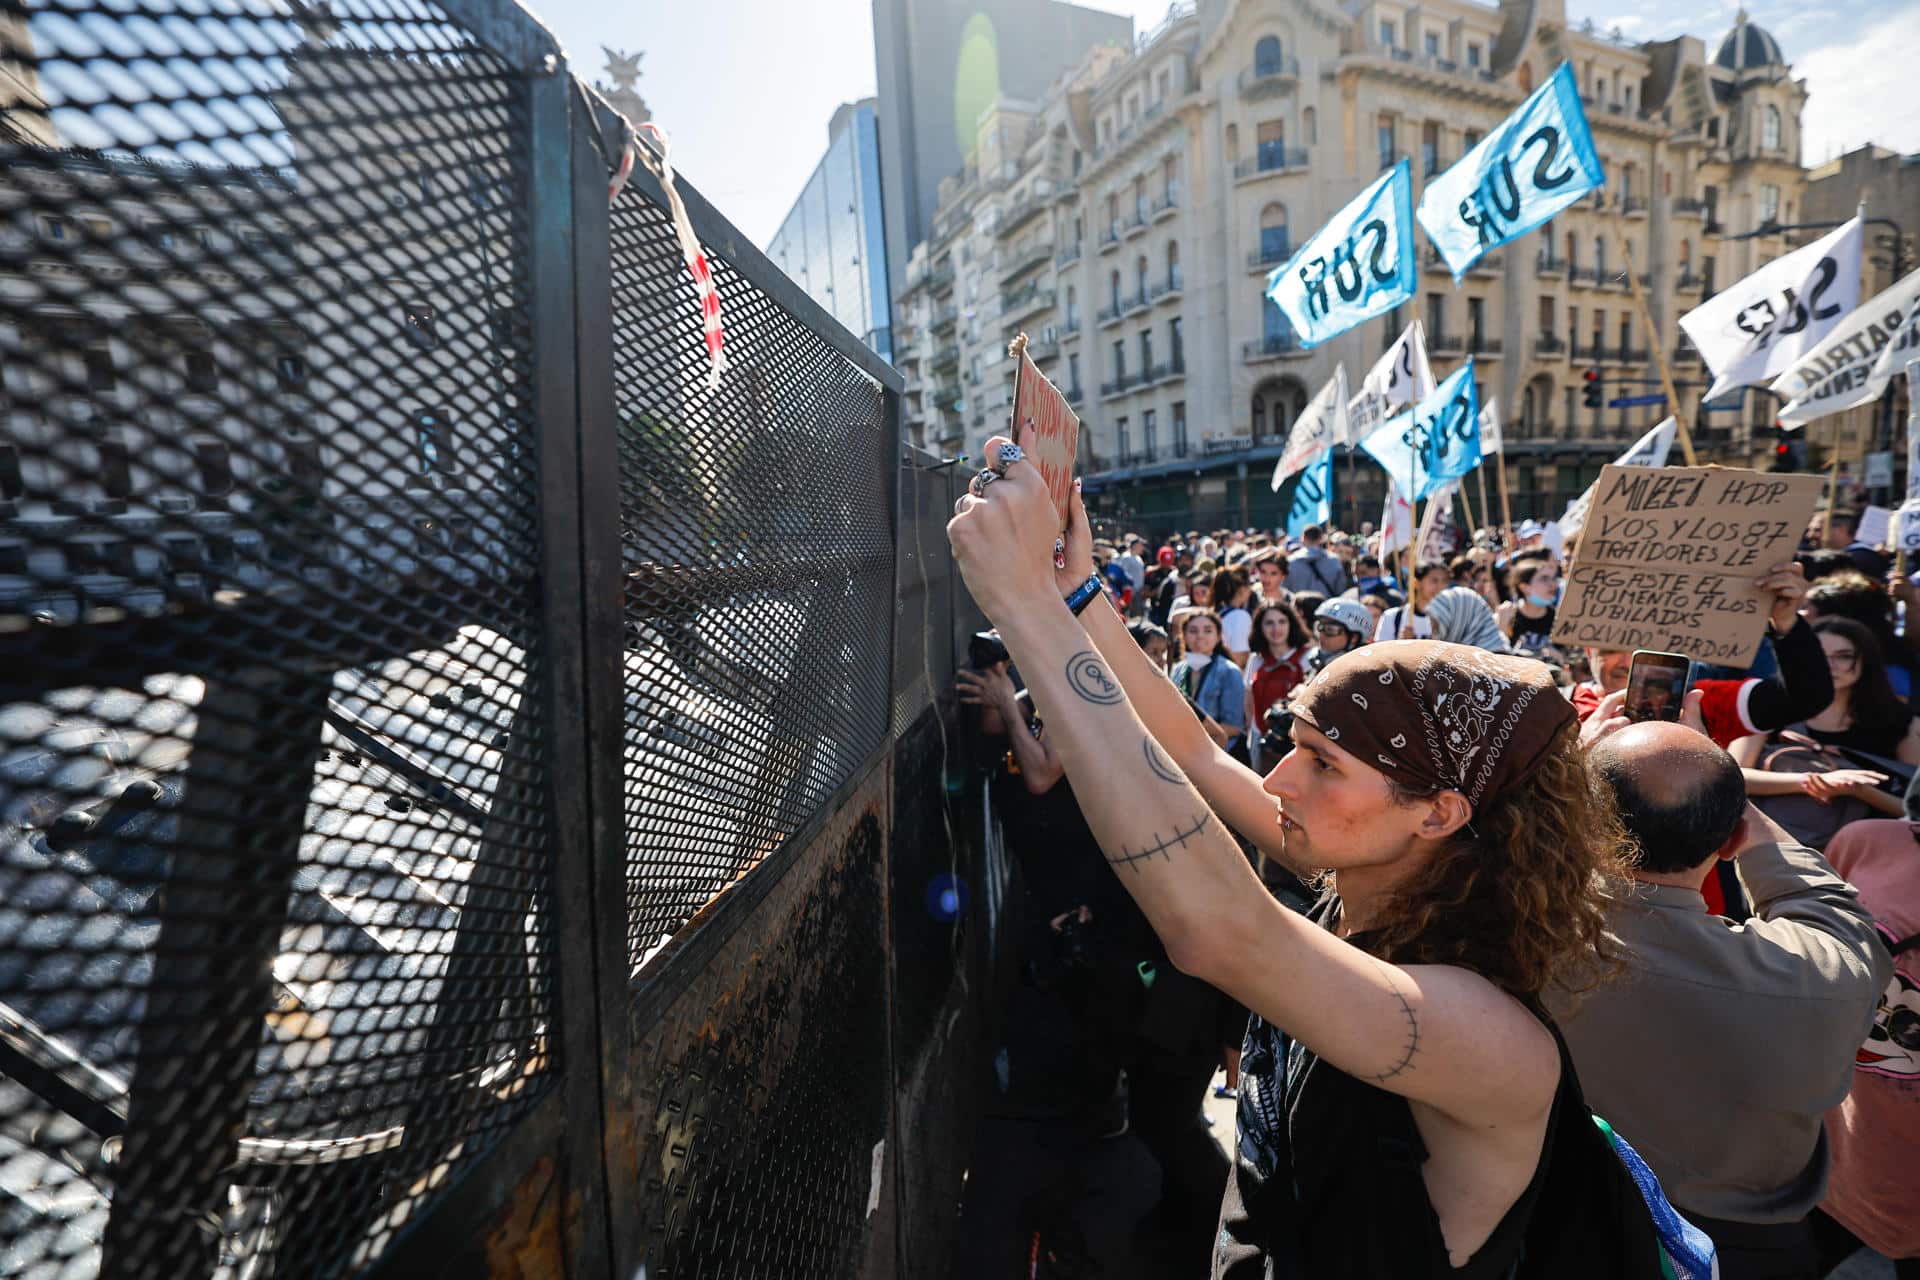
1065, 573, 1103, 616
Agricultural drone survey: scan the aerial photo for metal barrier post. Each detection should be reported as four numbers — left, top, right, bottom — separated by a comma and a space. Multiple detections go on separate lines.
99, 668, 330, 1277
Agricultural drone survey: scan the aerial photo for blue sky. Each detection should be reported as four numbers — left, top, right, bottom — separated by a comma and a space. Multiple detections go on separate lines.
526, 0, 1920, 248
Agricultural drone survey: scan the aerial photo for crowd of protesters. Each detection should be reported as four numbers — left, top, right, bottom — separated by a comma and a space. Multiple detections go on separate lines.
955, 462, 1917, 1280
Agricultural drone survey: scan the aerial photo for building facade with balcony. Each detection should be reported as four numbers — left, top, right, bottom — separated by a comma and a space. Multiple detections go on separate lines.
893, 0, 1833, 531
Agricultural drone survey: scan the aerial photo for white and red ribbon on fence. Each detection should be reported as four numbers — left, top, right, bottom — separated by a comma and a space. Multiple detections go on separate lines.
610, 121, 730, 392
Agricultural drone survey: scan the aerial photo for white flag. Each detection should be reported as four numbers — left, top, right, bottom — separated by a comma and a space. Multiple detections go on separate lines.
1347, 320, 1435, 442
1417, 482, 1458, 560
1560, 418, 1678, 537
1479, 395, 1502, 455
1380, 479, 1415, 553
1771, 266, 1920, 426
1681, 217, 1863, 399
1272, 364, 1351, 490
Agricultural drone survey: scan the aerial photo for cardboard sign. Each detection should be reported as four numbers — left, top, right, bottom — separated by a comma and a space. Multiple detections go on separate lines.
1552, 465, 1824, 668
1009, 337, 1079, 531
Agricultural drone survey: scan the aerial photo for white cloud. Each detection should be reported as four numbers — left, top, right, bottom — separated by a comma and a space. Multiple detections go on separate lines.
1797, 7, 1920, 164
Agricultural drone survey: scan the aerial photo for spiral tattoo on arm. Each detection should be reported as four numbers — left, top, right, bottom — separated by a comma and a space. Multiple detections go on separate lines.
1065, 650, 1123, 705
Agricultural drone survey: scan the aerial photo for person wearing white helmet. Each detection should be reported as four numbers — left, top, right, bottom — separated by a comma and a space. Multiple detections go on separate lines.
1310, 599, 1372, 673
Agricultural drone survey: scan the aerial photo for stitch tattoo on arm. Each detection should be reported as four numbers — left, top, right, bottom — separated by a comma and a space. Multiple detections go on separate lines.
1108, 811, 1211, 875
1367, 964, 1421, 1084
1065, 650, 1124, 705
1142, 735, 1186, 786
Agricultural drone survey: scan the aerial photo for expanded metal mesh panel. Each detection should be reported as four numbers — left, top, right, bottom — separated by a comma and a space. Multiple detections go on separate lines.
0, 5, 557, 1276
891, 456, 955, 737
609, 184, 896, 969
628, 774, 893, 1280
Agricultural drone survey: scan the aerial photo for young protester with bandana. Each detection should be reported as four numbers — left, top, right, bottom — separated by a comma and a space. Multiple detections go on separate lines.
950, 439, 1675, 1278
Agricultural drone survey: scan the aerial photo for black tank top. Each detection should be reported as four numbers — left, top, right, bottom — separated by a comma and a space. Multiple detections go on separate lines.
1212, 896, 1667, 1279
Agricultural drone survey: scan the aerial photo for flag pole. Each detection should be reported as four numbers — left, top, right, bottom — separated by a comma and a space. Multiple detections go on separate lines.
1457, 473, 1479, 536
1474, 459, 1491, 541
1495, 445, 1516, 553
1614, 227, 1697, 466
1824, 416, 1844, 524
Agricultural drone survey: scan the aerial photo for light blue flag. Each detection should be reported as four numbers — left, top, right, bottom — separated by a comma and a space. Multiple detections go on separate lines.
1265, 160, 1416, 349
1285, 449, 1333, 539
1416, 62, 1604, 279
1358, 360, 1481, 501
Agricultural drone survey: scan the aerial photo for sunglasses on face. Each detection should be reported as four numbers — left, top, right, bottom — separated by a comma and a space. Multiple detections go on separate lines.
1313, 622, 1346, 636
1825, 650, 1859, 669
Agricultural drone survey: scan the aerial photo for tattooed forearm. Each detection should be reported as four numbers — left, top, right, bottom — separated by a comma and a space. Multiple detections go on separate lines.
1065, 650, 1124, 705
1366, 964, 1421, 1084
1108, 811, 1211, 875
1142, 735, 1186, 786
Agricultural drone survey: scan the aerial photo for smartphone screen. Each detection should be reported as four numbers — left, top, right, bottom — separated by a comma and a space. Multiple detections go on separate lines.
1625, 651, 1690, 723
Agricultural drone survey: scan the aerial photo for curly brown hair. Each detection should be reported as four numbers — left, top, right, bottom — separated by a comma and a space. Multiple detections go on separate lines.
1355, 723, 1635, 999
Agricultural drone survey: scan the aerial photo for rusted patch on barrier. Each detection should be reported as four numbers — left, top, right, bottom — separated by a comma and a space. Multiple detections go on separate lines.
483, 1155, 578, 1279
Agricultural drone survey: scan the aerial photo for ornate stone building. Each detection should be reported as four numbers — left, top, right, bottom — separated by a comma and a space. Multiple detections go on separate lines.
892, 0, 1837, 530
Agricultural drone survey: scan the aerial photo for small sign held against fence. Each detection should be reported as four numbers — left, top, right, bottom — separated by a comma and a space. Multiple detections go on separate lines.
1008, 333, 1079, 533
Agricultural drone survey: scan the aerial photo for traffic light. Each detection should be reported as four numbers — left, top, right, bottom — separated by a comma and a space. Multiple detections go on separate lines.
1770, 422, 1807, 472
1581, 368, 1603, 410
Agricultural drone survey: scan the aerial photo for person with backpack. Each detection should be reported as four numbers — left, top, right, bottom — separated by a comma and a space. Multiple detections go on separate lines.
1170, 607, 1247, 764
1281, 525, 1347, 597
947, 441, 1704, 1278
1566, 715, 1890, 1279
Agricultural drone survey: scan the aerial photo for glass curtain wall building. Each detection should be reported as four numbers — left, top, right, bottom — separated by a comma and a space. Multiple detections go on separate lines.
766, 99, 894, 364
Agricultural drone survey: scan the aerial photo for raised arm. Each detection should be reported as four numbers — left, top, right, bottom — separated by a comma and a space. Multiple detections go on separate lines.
1080, 569, 1299, 867
947, 447, 1557, 1128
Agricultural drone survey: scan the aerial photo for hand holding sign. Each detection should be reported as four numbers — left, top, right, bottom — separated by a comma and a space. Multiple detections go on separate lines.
1551, 465, 1823, 667
949, 430, 1074, 627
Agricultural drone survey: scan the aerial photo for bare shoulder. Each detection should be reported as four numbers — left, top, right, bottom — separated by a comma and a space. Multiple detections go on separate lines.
1401, 962, 1560, 1125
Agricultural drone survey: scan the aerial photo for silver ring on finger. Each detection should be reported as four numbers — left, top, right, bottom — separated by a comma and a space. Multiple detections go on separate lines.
995, 442, 1026, 471
970, 467, 1001, 497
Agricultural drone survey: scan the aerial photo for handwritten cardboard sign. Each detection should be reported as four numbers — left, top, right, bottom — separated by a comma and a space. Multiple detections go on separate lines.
1009, 336, 1079, 532
1552, 465, 1823, 668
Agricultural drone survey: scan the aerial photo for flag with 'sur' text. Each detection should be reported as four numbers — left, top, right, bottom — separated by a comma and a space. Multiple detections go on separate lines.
1265, 160, 1417, 348
1681, 217, 1863, 400
1358, 359, 1482, 501
1417, 62, 1605, 279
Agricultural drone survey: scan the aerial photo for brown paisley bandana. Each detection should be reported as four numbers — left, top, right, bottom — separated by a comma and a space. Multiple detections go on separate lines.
1289, 640, 1573, 809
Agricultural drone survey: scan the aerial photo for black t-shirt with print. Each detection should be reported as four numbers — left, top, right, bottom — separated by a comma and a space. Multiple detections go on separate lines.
1511, 605, 1556, 652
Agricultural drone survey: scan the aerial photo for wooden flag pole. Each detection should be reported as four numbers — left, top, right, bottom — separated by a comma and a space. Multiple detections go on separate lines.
1495, 447, 1516, 552
1614, 228, 1698, 466
1456, 474, 1479, 537
1823, 416, 1844, 525
1474, 460, 1491, 540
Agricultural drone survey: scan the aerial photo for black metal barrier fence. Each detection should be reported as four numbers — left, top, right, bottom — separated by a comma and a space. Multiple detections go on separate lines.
0, 0, 1005, 1273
